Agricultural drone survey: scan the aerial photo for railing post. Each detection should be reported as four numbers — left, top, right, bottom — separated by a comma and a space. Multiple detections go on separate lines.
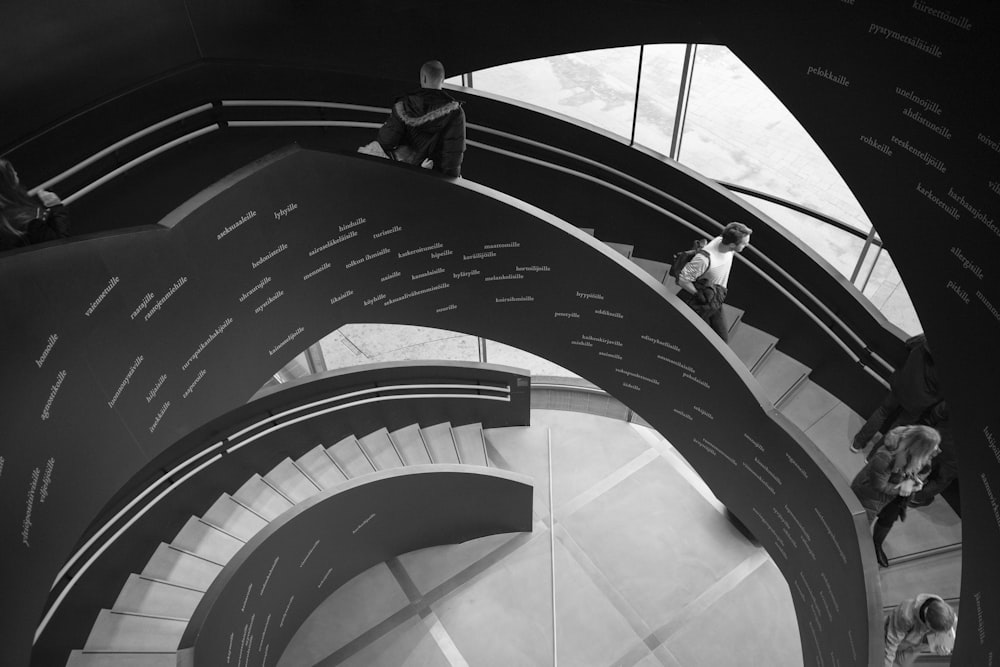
669, 44, 697, 161
629, 45, 644, 147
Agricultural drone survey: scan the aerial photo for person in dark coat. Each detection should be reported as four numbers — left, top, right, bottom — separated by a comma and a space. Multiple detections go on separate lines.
850, 334, 941, 454
377, 60, 466, 178
0, 158, 70, 252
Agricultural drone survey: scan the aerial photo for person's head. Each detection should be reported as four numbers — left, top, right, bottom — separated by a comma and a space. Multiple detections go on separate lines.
893, 424, 941, 473
1, 158, 36, 240
0, 158, 28, 205
420, 60, 446, 89
920, 598, 956, 632
720, 222, 752, 253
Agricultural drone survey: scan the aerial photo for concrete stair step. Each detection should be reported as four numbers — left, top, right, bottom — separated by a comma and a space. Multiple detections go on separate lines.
232, 474, 294, 521
84, 610, 186, 652
296, 444, 349, 489
358, 427, 404, 470
170, 517, 244, 566
630, 256, 670, 283
140, 544, 222, 591
327, 435, 377, 477
727, 322, 777, 372
68, 652, 180, 667
112, 574, 202, 619
722, 303, 744, 338
390, 423, 432, 465
421, 422, 460, 464
604, 241, 633, 258
452, 422, 489, 466
264, 458, 322, 503
201, 494, 269, 542
753, 348, 811, 406
777, 379, 841, 433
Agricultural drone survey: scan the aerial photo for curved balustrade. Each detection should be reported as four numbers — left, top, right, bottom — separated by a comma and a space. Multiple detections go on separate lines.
176, 466, 534, 666
11, 93, 902, 406
36, 362, 530, 665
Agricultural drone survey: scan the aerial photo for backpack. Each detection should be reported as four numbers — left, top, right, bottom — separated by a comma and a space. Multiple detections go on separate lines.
668, 239, 710, 283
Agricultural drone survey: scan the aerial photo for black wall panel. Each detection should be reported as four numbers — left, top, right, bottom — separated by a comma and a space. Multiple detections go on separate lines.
2, 149, 879, 666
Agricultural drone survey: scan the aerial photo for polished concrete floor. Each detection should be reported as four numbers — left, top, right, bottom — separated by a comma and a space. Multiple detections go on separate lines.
277, 410, 802, 667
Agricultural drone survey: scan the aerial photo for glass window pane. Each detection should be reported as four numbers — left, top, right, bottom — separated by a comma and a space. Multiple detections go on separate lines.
681, 45, 872, 233
733, 193, 921, 334
484, 339, 579, 378
632, 44, 687, 156
473, 46, 641, 139
858, 250, 923, 336
320, 323, 479, 371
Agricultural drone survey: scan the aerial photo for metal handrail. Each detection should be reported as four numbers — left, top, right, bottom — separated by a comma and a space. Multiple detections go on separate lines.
36, 377, 517, 643
24, 97, 897, 382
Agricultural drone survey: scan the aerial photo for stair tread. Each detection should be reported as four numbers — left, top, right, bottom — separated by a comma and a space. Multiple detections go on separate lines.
604, 241, 633, 258
113, 574, 202, 619
421, 422, 460, 464
631, 256, 670, 283
264, 458, 321, 503
778, 378, 840, 433
452, 422, 489, 466
328, 435, 377, 477
296, 444, 348, 489
232, 474, 295, 520
202, 494, 269, 542
171, 517, 243, 565
753, 348, 811, 405
359, 427, 404, 470
68, 652, 180, 667
84, 610, 187, 652
727, 322, 777, 371
390, 423, 432, 465
140, 544, 222, 591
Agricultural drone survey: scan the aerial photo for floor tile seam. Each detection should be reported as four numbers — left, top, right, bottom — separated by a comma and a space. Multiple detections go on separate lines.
386, 557, 424, 605
607, 640, 659, 667
647, 550, 770, 648
416, 528, 548, 611
311, 599, 424, 666
424, 611, 472, 667
552, 523, 654, 644
553, 448, 661, 521
312, 530, 543, 667
653, 445, 727, 516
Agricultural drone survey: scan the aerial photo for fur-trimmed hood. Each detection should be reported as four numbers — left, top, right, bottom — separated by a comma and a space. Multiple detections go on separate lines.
393, 89, 462, 131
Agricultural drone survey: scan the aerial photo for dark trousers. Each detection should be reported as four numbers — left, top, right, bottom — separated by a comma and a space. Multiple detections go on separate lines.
678, 291, 729, 342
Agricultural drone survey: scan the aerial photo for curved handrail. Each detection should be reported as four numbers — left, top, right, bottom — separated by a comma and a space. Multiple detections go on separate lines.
22, 98, 898, 383
36, 364, 528, 643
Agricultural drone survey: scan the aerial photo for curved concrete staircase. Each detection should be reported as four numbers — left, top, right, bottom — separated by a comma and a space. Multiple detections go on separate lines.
67, 422, 493, 666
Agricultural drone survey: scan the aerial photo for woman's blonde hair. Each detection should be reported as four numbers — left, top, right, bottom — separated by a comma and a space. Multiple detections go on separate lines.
884, 425, 941, 475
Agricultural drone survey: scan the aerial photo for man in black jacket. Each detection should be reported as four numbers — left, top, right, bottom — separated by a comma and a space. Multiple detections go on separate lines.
378, 60, 466, 178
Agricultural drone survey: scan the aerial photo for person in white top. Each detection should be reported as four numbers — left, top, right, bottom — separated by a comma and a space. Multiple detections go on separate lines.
677, 221, 752, 342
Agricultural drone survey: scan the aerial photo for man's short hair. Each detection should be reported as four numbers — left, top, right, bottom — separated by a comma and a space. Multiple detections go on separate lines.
721, 221, 753, 246
421, 60, 446, 85
922, 599, 955, 632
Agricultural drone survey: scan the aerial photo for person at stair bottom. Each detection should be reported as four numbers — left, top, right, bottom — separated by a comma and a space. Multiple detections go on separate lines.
0, 158, 70, 252
676, 221, 752, 343
883, 594, 957, 666
850, 425, 940, 568
377, 60, 466, 178
850, 334, 942, 455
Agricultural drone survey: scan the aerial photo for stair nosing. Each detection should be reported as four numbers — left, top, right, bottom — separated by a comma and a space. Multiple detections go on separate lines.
135, 575, 207, 593
290, 458, 325, 492
165, 544, 227, 568
195, 516, 247, 544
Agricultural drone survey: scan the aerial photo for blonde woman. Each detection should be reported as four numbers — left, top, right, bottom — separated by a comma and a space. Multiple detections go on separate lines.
850, 425, 941, 567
